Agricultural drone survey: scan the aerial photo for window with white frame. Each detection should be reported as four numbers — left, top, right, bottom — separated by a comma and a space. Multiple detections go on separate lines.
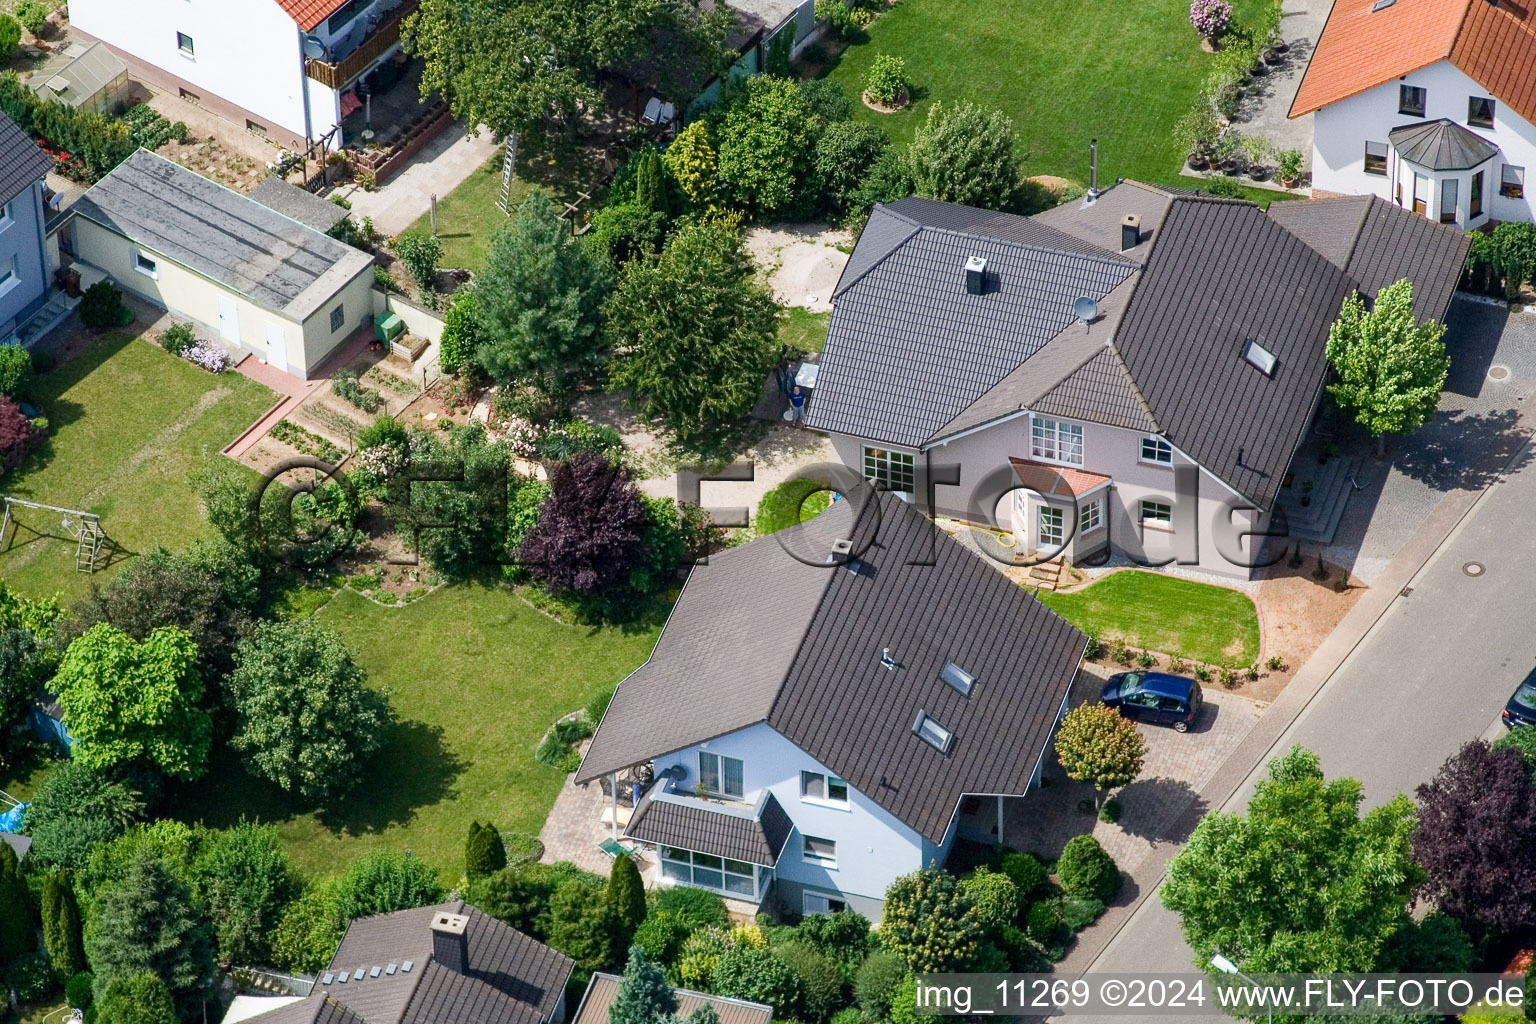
800, 770, 849, 807
803, 891, 848, 916
1140, 500, 1172, 524
0, 255, 15, 291
697, 752, 744, 799
1140, 436, 1172, 464
1080, 497, 1103, 533
1030, 416, 1084, 465
1363, 141, 1388, 175
802, 835, 837, 868
1469, 95, 1496, 128
0, 201, 11, 229
862, 446, 914, 493
133, 251, 158, 279
659, 847, 756, 896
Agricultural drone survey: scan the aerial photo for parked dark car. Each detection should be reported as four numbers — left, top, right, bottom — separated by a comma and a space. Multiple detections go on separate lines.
1503, 667, 1536, 729
1102, 671, 1203, 732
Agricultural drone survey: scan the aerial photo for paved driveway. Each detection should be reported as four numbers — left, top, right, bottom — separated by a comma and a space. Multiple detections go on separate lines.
1056, 416, 1536, 1022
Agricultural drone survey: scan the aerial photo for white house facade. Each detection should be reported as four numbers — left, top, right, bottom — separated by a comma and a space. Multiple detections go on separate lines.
68, 0, 418, 151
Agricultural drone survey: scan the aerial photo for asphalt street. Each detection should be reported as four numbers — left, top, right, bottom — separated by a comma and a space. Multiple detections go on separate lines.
1056, 439, 1536, 1021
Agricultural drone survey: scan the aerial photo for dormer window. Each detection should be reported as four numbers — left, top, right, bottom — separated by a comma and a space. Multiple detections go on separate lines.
940, 661, 976, 696
1243, 340, 1277, 376
912, 710, 953, 753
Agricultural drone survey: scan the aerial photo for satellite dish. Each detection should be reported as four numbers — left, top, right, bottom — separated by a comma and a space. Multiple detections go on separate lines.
1073, 296, 1099, 322
303, 36, 326, 60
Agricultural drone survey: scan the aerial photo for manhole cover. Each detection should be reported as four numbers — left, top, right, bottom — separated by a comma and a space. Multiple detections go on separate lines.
1464, 561, 1486, 577
1489, 365, 1511, 381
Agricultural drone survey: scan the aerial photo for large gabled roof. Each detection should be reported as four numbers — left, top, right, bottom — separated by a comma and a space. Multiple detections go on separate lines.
0, 111, 51, 210
577, 494, 1087, 845
1290, 0, 1536, 124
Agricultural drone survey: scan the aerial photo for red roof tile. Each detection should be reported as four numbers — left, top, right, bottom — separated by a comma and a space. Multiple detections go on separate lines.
1009, 457, 1112, 499
1291, 0, 1536, 125
275, 0, 353, 33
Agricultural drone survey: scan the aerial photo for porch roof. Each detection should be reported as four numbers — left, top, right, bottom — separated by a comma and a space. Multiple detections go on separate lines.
624, 792, 795, 867
1009, 458, 1112, 498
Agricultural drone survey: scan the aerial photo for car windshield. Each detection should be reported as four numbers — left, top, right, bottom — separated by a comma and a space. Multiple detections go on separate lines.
1117, 673, 1143, 698
1515, 682, 1536, 710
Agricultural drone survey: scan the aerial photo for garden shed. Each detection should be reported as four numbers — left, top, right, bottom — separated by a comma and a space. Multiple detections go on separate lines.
27, 42, 130, 116
63, 150, 376, 378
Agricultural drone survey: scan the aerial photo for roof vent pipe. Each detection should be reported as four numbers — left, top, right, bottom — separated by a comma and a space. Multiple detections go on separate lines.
1088, 139, 1100, 199
881, 647, 897, 671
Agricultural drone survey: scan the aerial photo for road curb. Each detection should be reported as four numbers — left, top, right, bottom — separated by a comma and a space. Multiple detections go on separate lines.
1057, 418, 1536, 975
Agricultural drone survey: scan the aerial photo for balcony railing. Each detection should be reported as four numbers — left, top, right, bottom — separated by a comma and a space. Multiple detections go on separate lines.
304, 0, 420, 91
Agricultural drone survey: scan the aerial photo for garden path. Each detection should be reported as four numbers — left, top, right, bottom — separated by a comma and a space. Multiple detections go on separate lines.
1228, 0, 1329, 171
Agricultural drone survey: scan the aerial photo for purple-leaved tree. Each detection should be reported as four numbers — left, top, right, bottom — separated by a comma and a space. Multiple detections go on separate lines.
1413, 740, 1536, 933
517, 451, 649, 596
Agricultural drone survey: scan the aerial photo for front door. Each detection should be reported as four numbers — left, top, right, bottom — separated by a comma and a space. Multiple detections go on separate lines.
263, 321, 286, 371
217, 296, 239, 343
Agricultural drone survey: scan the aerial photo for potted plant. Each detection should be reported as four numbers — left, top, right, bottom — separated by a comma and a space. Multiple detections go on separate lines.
1243, 135, 1273, 180
1318, 441, 1340, 465
1176, 105, 1221, 170
1215, 131, 1246, 174
1276, 148, 1303, 188
1189, 0, 1233, 50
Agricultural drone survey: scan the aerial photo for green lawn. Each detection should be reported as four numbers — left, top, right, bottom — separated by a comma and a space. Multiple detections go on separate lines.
169, 584, 660, 881
821, 0, 1267, 188
778, 306, 831, 354
0, 333, 275, 605
402, 152, 548, 272
1039, 569, 1260, 666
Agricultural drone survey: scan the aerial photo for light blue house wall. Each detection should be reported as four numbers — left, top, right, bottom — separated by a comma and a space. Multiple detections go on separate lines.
656, 723, 936, 919
0, 180, 50, 336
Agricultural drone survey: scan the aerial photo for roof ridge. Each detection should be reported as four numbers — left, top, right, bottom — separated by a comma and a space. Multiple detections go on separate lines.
830, 206, 922, 297
1448, 0, 1477, 59
910, 220, 1134, 268
1099, 342, 1162, 433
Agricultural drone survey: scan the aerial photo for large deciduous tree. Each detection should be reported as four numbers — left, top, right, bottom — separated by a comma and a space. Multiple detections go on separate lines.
54, 624, 211, 781
1325, 278, 1449, 457
1054, 703, 1148, 809
0, 581, 61, 765
1412, 740, 1536, 934
1161, 746, 1420, 975
473, 194, 613, 398
606, 222, 778, 453
517, 451, 650, 597
715, 76, 821, 216
404, 0, 731, 153
333, 851, 445, 922
85, 852, 216, 1021
224, 619, 393, 801
907, 101, 1029, 213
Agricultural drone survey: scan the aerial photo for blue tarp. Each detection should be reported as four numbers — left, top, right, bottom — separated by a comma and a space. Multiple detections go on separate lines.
0, 804, 27, 833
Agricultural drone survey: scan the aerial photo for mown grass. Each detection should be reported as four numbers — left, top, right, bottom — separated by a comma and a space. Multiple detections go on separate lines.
1038, 569, 1261, 665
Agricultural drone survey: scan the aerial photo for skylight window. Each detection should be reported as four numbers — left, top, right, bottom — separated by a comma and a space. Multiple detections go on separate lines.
913, 710, 954, 753
1243, 340, 1277, 376
940, 661, 976, 696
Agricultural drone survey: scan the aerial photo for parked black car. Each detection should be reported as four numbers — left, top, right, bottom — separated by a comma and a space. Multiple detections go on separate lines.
1503, 667, 1536, 729
1102, 671, 1203, 732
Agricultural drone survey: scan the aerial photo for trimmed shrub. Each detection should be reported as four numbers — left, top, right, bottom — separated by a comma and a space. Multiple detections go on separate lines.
652, 885, 727, 929
464, 821, 507, 880
1025, 900, 1065, 944
159, 322, 195, 357
631, 908, 688, 964
439, 288, 481, 375
776, 941, 843, 1023
756, 477, 833, 536
854, 952, 908, 1022
999, 851, 1047, 901
0, 15, 19, 58
0, 343, 32, 399
1060, 897, 1105, 932
66, 971, 95, 1010
79, 281, 132, 329
960, 868, 1020, 931
864, 55, 908, 105
1057, 835, 1122, 902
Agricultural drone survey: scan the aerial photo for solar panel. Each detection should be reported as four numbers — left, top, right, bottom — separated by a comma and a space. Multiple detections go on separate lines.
322, 973, 335, 985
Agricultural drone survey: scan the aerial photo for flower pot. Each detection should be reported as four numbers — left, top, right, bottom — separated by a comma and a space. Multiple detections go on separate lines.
1187, 152, 1210, 171
1264, 47, 1283, 64
1251, 60, 1269, 76
1279, 175, 1299, 189
1220, 157, 1244, 173
1274, 40, 1290, 53
1248, 164, 1271, 181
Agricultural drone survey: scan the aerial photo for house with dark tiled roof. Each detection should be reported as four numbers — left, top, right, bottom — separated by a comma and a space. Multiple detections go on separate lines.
1290, 0, 1536, 225
66, 0, 422, 151
241, 902, 574, 1024
576, 493, 1087, 919
804, 188, 1468, 578
0, 111, 56, 346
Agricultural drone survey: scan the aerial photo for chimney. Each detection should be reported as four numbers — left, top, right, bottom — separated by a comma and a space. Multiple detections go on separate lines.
431, 912, 470, 976
964, 256, 987, 295
1088, 139, 1099, 197
1120, 213, 1141, 251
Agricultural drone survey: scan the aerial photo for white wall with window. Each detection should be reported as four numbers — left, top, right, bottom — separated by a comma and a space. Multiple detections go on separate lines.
1309, 59, 1536, 223
861, 445, 915, 494
658, 845, 767, 899
1029, 415, 1084, 465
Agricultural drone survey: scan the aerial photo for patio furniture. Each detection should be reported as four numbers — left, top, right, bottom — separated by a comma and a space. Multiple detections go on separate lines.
599, 837, 630, 859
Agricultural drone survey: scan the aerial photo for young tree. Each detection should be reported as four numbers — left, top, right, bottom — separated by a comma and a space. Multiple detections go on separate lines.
879, 868, 991, 973
473, 193, 614, 396
464, 821, 507, 880
24, 761, 146, 871
93, 971, 178, 1024
406, 0, 732, 152
192, 823, 300, 966
1054, 703, 1148, 809
517, 451, 650, 598
0, 344, 32, 400
42, 871, 88, 981
392, 231, 442, 294
633, 147, 671, 219
608, 945, 677, 1024
0, 842, 33, 961
1161, 746, 1420, 973
1412, 740, 1536, 934
907, 101, 1028, 213
664, 121, 721, 215
85, 852, 216, 1020
54, 624, 211, 780
1326, 278, 1449, 457
546, 874, 617, 970
715, 76, 820, 216
606, 853, 647, 955
439, 288, 483, 376
815, 121, 889, 221
606, 222, 778, 452
224, 619, 394, 800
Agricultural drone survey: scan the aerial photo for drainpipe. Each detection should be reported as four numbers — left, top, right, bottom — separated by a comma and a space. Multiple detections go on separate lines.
299, 26, 315, 176
611, 772, 619, 840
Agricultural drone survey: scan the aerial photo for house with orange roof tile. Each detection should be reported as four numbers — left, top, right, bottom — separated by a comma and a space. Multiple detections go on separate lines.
1291, 0, 1536, 226
67, 0, 419, 152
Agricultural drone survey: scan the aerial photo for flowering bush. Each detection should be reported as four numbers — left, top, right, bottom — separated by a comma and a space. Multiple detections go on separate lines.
1190, 0, 1232, 37
183, 341, 230, 373
0, 395, 36, 474
496, 414, 541, 459
355, 440, 407, 481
